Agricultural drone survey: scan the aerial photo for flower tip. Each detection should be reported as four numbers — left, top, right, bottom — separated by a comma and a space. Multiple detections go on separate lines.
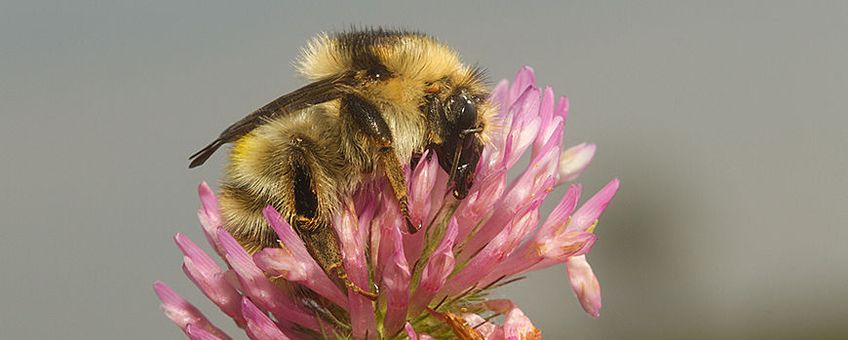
197, 182, 217, 211
557, 143, 597, 184
240, 297, 259, 318
570, 182, 583, 193
566, 255, 602, 319
519, 65, 535, 74
261, 205, 278, 219
510, 67, 538, 102
261, 205, 286, 230
198, 181, 210, 193
153, 280, 177, 303
186, 324, 223, 340
590, 178, 621, 209
609, 177, 620, 189
174, 232, 192, 249
597, 178, 620, 198
216, 229, 253, 269
405, 323, 418, 340
240, 297, 290, 339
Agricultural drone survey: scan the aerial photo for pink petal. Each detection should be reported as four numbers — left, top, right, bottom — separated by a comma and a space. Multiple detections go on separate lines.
477, 300, 540, 340
404, 161, 434, 262
409, 149, 437, 227
490, 79, 510, 113
382, 228, 411, 336
479, 246, 539, 286
556, 143, 596, 185
241, 297, 291, 340
402, 223, 427, 271
353, 183, 382, 282
567, 178, 620, 233
198, 182, 220, 223
442, 199, 540, 296
197, 182, 226, 258
503, 87, 542, 169
527, 117, 565, 176
261, 206, 310, 261
522, 232, 597, 275
357, 189, 379, 234
481, 298, 516, 313
536, 87, 555, 132
405, 323, 438, 340
463, 313, 498, 339
555, 96, 569, 121
333, 201, 377, 338
535, 184, 582, 241
455, 169, 507, 241
531, 88, 562, 161
427, 309, 485, 340
506, 202, 541, 246
258, 206, 348, 308
186, 324, 225, 340
176, 233, 243, 325
509, 66, 536, 105
483, 185, 589, 279
441, 230, 512, 296
405, 323, 418, 340
253, 248, 348, 308
538, 232, 597, 261
217, 228, 320, 331
153, 281, 231, 340
175, 233, 221, 276
566, 255, 602, 318
375, 195, 401, 280
477, 203, 548, 284
502, 307, 541, 340
354, 180, 381, 218
459, 149, 558, 264
252, 248, 307, 281
409, 219, 458, 314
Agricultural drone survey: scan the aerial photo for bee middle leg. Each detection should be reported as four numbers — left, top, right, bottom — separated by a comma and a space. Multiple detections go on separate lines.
342, 93, 420, 233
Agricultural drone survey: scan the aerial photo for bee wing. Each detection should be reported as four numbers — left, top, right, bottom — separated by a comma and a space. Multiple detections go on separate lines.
189, 72, 356, 168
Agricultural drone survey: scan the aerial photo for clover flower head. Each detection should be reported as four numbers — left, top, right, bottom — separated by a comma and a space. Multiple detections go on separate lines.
155, 67, 619, 339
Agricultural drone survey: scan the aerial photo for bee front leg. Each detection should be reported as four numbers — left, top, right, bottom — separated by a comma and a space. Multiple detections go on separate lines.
341, 94, 420, 233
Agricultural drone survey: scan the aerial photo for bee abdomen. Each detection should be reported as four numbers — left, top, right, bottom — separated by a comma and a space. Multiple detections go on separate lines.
220, 113, 355, 254
218, 181, 284, 253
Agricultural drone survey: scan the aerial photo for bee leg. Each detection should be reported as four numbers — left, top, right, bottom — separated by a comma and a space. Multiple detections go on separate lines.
298, 221, 377, 300
381, 151, 420, 234
288, 157, 340, 270
327, 262, 379, 301
341, 94, 420, 233
289, 152, 378, 301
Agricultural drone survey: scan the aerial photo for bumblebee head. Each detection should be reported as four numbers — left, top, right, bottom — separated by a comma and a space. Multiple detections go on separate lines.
440, 89, 486, 199
421, 70, 492, 199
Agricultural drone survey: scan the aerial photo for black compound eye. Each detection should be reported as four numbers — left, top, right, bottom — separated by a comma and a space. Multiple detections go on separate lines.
447, 91, 477, 131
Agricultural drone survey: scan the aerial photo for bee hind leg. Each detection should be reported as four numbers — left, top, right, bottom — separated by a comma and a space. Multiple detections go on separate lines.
288, 150, 378, 301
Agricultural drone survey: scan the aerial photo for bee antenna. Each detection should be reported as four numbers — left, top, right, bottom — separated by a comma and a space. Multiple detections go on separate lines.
188, 139, 224, 168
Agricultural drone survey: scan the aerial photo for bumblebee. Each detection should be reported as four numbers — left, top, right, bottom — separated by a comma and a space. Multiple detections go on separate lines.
189, 29, 494, 292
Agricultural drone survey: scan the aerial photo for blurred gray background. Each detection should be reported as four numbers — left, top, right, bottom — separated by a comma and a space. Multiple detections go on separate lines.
2, 1, 846, 339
